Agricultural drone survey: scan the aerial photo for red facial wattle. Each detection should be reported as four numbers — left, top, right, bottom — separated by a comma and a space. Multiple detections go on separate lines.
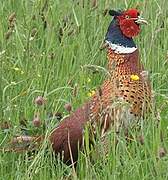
106, 8, 147, 42
118, 18, 140, 38
117, 9, 141, 38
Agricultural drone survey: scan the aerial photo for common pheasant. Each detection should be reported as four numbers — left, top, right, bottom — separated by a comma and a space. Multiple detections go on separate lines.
50, 8, 152, 164
4, 8, 151, 165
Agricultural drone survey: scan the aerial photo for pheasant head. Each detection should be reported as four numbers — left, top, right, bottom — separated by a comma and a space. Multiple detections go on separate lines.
109, 9, 147, 38
105, 9, 147, 55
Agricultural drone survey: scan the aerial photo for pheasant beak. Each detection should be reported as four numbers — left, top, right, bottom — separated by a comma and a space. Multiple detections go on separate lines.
135, 16, 148, 25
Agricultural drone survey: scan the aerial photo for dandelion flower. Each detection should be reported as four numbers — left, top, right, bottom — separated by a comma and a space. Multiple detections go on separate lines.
130, 74, 139, 81
87, 90, 96, 97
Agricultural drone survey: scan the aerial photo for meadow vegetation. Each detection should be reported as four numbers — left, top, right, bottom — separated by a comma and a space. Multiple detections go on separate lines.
0, 0, 168, 179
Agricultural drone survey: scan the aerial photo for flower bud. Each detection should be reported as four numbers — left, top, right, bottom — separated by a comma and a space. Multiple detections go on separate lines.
33, 116, 41, 127
138, 135, 144, 145
34, 96, 45, 106
158, 147, 167, 158
64, 103, 72, 112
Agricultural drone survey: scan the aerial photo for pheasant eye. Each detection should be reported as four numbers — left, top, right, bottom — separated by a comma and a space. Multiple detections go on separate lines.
125, 15, 130, 19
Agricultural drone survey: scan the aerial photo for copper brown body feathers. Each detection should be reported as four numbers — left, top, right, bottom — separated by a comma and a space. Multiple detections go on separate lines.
89, 49, 151, 135
50, 103, 90, 164
49, 8, 152, 163
107, 48, 151, 118
50, 48, 151, 164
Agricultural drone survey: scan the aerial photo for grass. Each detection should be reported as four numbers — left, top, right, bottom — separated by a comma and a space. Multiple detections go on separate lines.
0, 0, 168, 179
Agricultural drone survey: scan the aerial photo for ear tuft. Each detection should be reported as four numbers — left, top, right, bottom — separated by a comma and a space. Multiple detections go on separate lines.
109, 10, 122, 16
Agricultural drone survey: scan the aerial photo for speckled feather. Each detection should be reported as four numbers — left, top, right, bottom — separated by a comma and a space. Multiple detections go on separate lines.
89, 48, 151, 136
50, 47, 151, 164
108, 48, 151, 118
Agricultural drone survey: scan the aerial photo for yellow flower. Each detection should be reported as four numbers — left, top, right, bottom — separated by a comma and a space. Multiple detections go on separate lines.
87, 78, 91, 83
13, 67, 20, 71
87, 90, 96, 97
130, 74, 139, 81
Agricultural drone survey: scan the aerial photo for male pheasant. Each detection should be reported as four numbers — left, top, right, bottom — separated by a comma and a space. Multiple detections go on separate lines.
50, 8, 151, 164
5, 9, 151, 165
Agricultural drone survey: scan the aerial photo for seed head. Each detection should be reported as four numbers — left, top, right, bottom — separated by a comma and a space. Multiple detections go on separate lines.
72, 84, 78, 97
5, 29, 13, 40
138, 135, 144, 145
8, 12, 16, 23
34, 96, 45, 106
158, 147, 167, 158
64, 103, 72, 112
0, 121, 11, 130
31, 28, 38, 37
33, 116, 41, 127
